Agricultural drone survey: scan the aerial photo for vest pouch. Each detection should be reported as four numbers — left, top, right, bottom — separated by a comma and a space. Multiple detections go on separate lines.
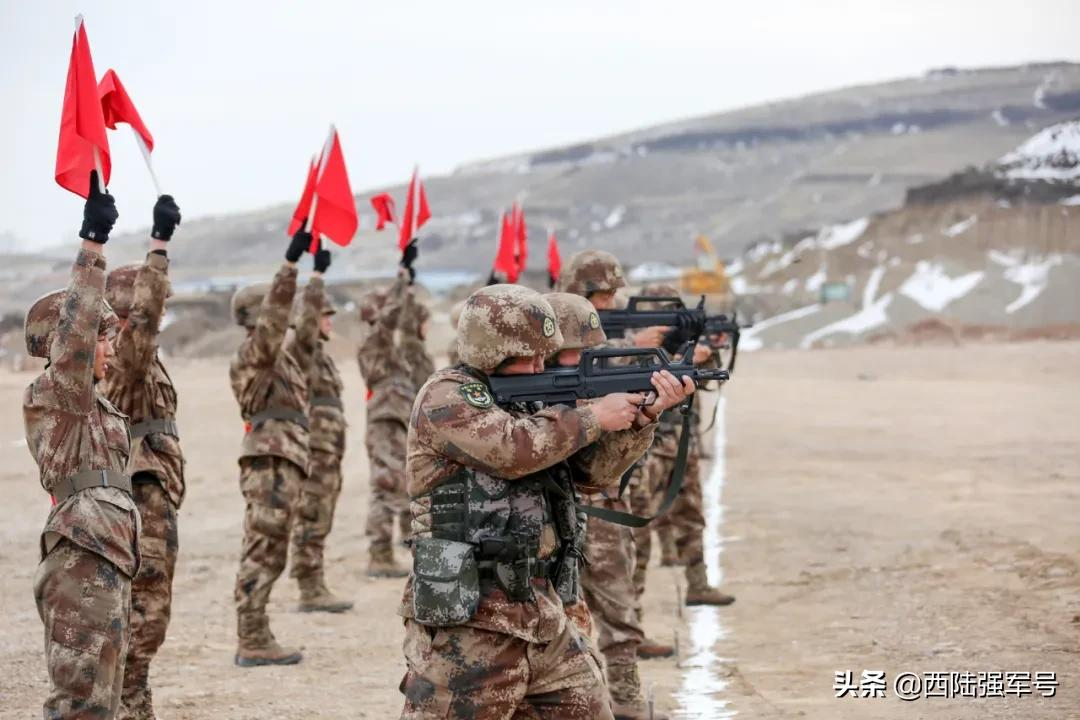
412, 537, 480, 626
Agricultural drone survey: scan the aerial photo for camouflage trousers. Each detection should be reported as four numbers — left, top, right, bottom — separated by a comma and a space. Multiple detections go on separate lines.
235, 456, 302, 634
579, 493, 644, 666
34, 539, 132, 720
289, 448, 344, 579
121, 478, 179, 719
400, 619, 612, 720
630, 446, 705, 598
365, 419, 410, 554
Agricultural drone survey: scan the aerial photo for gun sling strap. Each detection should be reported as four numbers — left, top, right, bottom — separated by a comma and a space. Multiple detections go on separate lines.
249, 407, 310, 431
51, 468, 132, 504
129, 418, 179, 439
541, 399, 696, 529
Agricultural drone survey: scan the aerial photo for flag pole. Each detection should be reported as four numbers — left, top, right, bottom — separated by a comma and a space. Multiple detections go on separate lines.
133, 131, 162, 196
75, 15, 105, 195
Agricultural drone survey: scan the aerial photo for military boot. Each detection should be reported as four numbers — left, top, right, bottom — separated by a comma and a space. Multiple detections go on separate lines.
367, 546, 408, 578
684, 562, 735, 606
658, 529, 679, 566
297, 573, 354, 613
117, 682, 154, 720
608, 663, 670, 720
637, 636, 676, 660
235, 613, 303, 667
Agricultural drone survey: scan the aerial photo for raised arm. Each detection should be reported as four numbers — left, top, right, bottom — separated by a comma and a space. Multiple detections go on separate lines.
46, 245, 109, 412
113, 250, 169, 376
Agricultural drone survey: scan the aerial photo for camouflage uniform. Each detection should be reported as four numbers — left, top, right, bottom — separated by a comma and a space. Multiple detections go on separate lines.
357, 278, 417, 570
229, 265, 322, 661
289, 305, 350, 607
399, 285, 657, 720
100, 252, 184, 719
24, 247, 140, 719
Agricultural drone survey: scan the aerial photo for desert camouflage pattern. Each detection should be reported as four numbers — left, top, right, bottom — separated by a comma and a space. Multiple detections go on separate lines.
229, 266, 323, 472
558, 249, 627, 296
456, 285, 563, 373
25, 290, 118, 360
34, 539, 132, 720
358, 286, 390, 323
290, 340, 346, 579
357, 276, 415, 424
400, 619, 611, 720
543, 292, 606, 351
638, 283, 682, 308
401, 288, 435, 391
101, 252, 186, 507
120, 480, 178, 720
365, 418, 410, 553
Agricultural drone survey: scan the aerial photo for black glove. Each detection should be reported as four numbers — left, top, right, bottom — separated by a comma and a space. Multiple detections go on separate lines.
79, 171, 118, 243
286, 225, 311, 262
400, 239, 418, 284
151, 195, 181, 240
313, 240, 331, 273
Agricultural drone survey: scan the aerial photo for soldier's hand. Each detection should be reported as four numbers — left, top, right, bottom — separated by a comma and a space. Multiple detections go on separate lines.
313, 240, 331, 273
286, 225, 311, 263
151, 195, 181, 240
632, 326, 669, 349
692, 342, 713, 366
641, 370, 695, 420
79, 170, 118, 244
592, 392, 643, 431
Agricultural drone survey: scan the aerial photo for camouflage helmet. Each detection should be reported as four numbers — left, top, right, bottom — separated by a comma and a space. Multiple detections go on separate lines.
25, 290, 118, 359
457, 284, 563, 373
543, 292, 605, 352
290, 288, 336, 327
638, 283, 682, 310
358, 288, 389, 323
231, 283, 269, 328
106, 262, 173, 317
559, 250, 626, 297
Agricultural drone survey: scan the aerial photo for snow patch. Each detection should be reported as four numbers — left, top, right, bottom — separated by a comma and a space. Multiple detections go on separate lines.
942, 215, 977, 237
817, 217, 869, 251
603, 205, 626, 229
996, 120, 1080, 181
782, 278, 798, 295
988, 249, 1022, 268
991, 108, 1010, 127
863, 265, 887, 306
805, 265, 826, 293
724, 258, 744, 276
801, 294, 893, 348
899, 262, 984, 312
628, 262, 681, 283
1003, 255, 1063, 313
740, 304, 821, 352
1059, 194, 1080, 206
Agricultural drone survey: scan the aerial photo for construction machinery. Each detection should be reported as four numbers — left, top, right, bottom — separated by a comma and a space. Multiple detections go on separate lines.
680, 235, 729, 295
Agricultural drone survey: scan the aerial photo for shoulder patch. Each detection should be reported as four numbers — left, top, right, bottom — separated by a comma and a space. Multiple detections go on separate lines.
542, 315, 556, 338
588, 312, 600, 329
459, 382, 494, 409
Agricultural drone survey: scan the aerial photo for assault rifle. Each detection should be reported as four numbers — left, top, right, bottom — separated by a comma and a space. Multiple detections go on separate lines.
487, 346, 728, 407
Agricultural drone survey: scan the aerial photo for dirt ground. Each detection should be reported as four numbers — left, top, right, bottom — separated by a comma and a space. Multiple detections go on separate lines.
0, 341, 1077, 719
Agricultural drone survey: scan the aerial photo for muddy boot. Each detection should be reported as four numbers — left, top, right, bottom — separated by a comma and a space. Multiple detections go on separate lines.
297, 573, 354, 613
684, 562, 735, 606
637, 636, 675, 660
117, 681, 154, 720
658, 529, 679, 567
235, 613, 303, 667
367, 546, 408, 578
608, 663, 669, 720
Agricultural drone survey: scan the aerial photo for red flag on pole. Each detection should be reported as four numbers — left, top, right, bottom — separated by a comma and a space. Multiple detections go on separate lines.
311, 127, 358, 248
98, 69, 154, 150
547, 230, 561, 287
370, 192, 397, 230
288, 156, 318, 236
493, 211, 519, 282
398, 168, 432, 250
55, 16, 111, 197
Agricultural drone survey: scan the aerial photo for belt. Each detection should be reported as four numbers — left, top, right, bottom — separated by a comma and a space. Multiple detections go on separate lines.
129, 418, 179, 439
249, 408, 309, 431
309, 396, 344, 411
477, 557, 554, 581
51, 469, 132, 504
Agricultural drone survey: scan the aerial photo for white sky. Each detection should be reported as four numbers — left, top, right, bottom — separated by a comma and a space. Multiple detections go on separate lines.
2, 0, 1078, 249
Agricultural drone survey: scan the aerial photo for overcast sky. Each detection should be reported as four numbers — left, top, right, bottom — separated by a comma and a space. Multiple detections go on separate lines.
2, 0, 1077, 250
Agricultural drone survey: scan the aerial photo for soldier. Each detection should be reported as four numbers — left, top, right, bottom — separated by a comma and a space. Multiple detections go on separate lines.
446, 299, 465, 366
100, 194, 183, 720
229, 227, 329, 666
356, 273, 418, 576
401, 286, 435, 396
560, 251, 674, 718
399, 284, 692, 719
288, 293, 353, 613
25, 173, 139, 718
631, 285, 735, 616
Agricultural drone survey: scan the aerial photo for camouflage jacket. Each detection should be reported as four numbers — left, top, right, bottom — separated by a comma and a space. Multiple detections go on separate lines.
100, 251, 186, 507
401, 366, 649, 643
229, 265, 322, 472
356, 276, 414, 424
23, 248, 140, 577
399, 288, 435, 393
309, 340, 346, 458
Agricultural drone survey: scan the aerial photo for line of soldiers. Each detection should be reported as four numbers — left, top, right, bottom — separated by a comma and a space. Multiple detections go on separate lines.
22, 176, 733, 720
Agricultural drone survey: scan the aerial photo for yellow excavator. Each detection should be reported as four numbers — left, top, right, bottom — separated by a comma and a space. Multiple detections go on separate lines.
680, 235, 729, 295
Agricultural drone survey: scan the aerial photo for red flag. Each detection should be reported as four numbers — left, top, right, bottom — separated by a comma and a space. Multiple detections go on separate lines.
288, 156, 317, 236
547, 230, 561, 284
98, 69, 154, 151
311, 127, 358, 249
493, 212, 519, 282
398, 168, 432, 250
370, 192, 397, 231
55, 17, 111, 197
513, 203, 528, 274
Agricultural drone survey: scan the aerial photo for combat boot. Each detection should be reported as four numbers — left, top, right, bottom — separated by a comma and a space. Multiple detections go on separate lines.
684, 562, 735, 606
367, 546, 408, 578
637, 636, 676, 660
608, 663, 670, 720
235, 613, 303, 667
117, 683, 154, 720
658, 529, 679, 566
297, 573, 354, 613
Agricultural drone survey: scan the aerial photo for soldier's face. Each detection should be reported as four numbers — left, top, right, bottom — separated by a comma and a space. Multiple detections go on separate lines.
497, 355, 543, 375
93, 333, 114, 381
556, 349, 581, 367
319, 314, 333, 337
588, 291, 616, 310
